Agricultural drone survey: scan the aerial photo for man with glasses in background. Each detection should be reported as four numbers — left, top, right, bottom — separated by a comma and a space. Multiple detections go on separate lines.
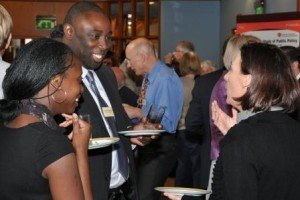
123, 37, 184, 200
164, 40, 195, 76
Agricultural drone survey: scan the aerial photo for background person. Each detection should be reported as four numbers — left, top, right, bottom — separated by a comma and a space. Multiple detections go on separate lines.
164, 40, 195, 76
281, 46, 300, 81
111, 66, 138, 107
0, 4, 13, 99
124, 37, 184, 200
280, 46, 300, 122
0, 38, 92, 200
103, 50, 119, 68
175, 51, 202, 187
200, 60, 217, 75
179, 39, 232, 200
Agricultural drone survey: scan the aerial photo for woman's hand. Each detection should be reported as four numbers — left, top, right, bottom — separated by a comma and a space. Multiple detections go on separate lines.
164, 193, 183, 200
211, 100, 237, 135
58, 113, 93, 200
60, 113, 92, 152
130, 135, 157, 146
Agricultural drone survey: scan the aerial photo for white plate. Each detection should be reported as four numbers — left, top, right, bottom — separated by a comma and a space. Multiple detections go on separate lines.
118, 129, 165, 136
88, 137, 120, 150
154, 187, 211, 196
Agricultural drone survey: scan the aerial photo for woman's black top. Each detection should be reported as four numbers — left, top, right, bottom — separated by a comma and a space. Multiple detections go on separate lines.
0, 122, 73, 199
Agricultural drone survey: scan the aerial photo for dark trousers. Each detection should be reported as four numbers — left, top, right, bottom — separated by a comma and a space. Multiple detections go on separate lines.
175, 130, 203, 188
137, 134, 177, 200
108, 179, 134, 200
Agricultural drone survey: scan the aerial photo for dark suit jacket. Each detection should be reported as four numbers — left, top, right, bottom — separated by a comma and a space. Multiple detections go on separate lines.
184, 68, 224, 193
76, 65, 139, 200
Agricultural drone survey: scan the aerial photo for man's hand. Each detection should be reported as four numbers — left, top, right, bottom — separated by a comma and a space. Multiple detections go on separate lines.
129, 118, 160, 146
130, 136, 157, 146
164, 53, 173, 65
133, 117, 162, 130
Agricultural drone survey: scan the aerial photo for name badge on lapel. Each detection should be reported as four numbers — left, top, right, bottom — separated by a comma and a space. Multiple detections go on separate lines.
102, 107, 115, 117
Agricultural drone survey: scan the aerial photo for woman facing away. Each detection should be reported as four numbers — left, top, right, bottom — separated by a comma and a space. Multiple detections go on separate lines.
175, 51, 202, 187
0, 38, 92, 200
165, 42, 300, 200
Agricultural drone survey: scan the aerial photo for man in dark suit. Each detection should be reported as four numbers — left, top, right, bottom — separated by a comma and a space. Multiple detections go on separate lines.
184, 68, 224, 199
61, 2, 144, 200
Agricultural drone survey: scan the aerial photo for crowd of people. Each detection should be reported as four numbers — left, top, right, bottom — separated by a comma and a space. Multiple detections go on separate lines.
0, 2, 300, 200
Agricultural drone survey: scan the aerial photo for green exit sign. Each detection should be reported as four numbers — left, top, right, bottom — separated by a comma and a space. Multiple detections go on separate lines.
36, 15, 56, 30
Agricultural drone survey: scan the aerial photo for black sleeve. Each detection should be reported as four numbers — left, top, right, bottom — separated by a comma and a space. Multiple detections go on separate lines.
210, 126, 259, 200
36, 131, 74, 175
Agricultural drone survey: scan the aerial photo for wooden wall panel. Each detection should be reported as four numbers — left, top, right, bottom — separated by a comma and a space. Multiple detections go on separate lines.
0, 1, 105, 38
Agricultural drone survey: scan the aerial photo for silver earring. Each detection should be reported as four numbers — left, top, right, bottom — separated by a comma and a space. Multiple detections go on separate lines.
51, 88, 67, 104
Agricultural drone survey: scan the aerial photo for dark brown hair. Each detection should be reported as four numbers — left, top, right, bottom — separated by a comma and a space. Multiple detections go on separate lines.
239, 43, 300, 112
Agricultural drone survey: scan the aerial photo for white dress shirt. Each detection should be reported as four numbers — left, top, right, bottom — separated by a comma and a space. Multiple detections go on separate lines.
82, 67, 126, 189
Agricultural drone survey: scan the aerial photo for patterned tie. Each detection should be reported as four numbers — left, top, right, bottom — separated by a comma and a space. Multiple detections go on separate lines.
85, 70, 128, 179
137, 76, 149, 108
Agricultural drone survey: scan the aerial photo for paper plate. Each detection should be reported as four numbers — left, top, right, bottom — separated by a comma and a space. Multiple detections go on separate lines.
118, 129, 165, 136
88, 137, 120, 150
154, 187, 211, 196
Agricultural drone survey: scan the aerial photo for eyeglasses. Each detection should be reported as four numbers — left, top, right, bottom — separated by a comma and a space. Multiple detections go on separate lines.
125, 57, 136, 64
125, 57, 130, 62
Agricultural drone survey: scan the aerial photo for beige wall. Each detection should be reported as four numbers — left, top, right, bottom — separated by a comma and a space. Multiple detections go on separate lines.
0, 1, 106, 38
